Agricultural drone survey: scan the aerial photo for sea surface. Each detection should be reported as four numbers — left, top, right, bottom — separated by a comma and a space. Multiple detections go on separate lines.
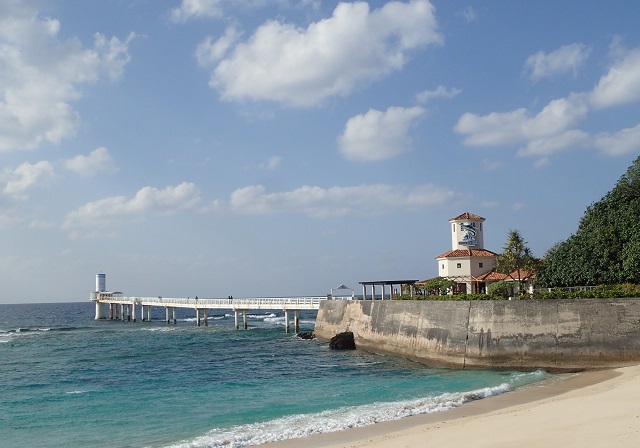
1, 301, 551, 448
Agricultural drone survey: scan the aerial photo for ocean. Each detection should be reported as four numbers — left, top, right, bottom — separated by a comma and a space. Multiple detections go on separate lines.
1, 301, 550, 448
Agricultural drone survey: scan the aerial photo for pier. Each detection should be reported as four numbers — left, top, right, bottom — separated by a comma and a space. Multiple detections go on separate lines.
90, 291, 326, 332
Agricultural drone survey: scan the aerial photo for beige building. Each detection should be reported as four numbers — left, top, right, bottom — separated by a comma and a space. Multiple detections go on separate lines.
435, 212, 498, 294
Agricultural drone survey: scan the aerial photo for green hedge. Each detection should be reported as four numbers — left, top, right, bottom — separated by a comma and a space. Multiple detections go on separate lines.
393, 284, 640, 301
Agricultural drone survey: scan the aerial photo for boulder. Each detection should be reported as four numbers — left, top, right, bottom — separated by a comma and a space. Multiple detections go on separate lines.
329, 331, 356, 350
297, 331, 316, 340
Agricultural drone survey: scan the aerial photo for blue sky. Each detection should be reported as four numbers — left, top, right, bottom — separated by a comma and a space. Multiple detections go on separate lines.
1, 0, 640, 303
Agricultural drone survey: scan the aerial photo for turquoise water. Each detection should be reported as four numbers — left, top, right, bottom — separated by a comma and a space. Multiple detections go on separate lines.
0, 302, 549, 448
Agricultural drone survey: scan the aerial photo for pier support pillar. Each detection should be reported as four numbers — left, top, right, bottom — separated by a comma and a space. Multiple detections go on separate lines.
127, 304, 131, 322
284, 310, 290, 333
234, 310, 239, 330
196, 309, 201, 327
243, 310, 247, 330
173, 307, 177, 325
132, 303, 137, 322
121, 304, 125, 321
165, 307, 170, 324
294, 310, 299, 333
109, 303, 113, 320
203, 308, 208, 327
94, 302, 108, 320
147, 306, 151, 322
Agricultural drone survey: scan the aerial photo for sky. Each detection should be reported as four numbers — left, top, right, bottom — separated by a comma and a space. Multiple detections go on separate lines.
1, 0, 640, 303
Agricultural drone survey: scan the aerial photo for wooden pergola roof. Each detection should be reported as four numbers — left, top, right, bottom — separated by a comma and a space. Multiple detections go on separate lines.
359, 280, 419, 286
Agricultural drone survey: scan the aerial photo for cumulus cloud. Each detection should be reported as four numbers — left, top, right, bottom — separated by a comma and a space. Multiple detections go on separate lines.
416, 85, 461, 103
64, 147, 118, 177
516, 130, 590, 157
2, 160, 55, 200
0, 2, 134, 152
63, 182, 201, 230
170, 0, 224, 23
196, 24, 242, 66
590, 47, 640, 108
524, 43, 590, 82
456, 43, 640, 161
209, 0, 442, 107
455, 94, 588, 147
258, 155, 282, 171
339, 106, 426, 161
221, 183, 458, 218
593, 123, 640, 156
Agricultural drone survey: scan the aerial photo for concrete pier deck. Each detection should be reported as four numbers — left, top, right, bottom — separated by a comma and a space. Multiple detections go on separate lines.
91, 292, 328, 332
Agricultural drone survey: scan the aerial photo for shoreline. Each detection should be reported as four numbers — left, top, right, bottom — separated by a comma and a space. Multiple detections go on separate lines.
262, 366, 635, 448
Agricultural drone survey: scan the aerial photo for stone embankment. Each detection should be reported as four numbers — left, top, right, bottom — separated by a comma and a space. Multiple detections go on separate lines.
313, 299, 640, 372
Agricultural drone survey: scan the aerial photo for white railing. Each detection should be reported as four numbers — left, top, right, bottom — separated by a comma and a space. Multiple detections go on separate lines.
94, 295, 327, 310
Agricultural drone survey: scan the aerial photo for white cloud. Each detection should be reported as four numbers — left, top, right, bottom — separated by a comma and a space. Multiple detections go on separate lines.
455, 94, 588, 147
416, 85, 461, 103
516, 129, 590, 157
63, 182, 201, 230
196, 24, 242, 66
459, 6, 476, 23
455, 43, 640, 160
64, 147, 118, 177
524, 43, 590, 82
2, 160, 55, 200
258, 155, 282, 171
590, 47, 640, 108
0, 2, 134, 152
170, 0, 224, 23
222, 183, 458, 218
339, 106, 426, 161
593, 123, 640, 156
210, 0, 442, 107
0, 213, 23, 229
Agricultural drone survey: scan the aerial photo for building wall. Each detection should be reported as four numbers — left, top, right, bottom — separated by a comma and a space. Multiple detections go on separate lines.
314, 299, 640, 372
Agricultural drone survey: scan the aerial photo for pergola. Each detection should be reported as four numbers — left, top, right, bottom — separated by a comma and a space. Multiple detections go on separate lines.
359, 280, 419, 300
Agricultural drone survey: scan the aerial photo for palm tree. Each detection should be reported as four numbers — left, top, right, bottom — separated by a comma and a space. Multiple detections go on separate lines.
495, 229, 538, 295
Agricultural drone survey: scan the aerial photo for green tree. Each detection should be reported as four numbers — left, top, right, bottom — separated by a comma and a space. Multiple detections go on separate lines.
488, 280, 513, 299
537, 155, 640, 287
495, 229, 538, 295
423, 277, 456, 296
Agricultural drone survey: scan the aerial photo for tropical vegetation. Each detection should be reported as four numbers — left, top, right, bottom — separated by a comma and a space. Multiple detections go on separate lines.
537, 155, 640, 287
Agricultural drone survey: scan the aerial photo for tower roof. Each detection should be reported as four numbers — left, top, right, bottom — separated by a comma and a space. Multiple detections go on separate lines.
449, 212, 485, 222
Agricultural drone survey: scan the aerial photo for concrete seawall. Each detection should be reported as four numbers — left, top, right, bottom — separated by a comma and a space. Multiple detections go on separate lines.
313, 299, 640, 372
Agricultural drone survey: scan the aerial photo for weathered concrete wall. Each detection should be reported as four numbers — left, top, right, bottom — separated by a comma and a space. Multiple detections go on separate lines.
313, 299, 640, 372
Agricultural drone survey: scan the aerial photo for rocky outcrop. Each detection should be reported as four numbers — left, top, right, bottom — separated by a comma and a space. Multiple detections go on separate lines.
329, 331, 356, 350
296, 331, 316, 340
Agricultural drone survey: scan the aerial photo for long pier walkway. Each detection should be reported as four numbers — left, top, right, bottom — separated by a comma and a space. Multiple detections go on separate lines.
91, 292, 327, 332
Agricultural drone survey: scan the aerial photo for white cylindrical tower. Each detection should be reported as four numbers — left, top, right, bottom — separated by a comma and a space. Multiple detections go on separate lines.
449, 212, 486, 250
96, 273, 106, 292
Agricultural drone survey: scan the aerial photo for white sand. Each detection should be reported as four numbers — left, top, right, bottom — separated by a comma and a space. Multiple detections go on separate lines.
265, 365, 640, 448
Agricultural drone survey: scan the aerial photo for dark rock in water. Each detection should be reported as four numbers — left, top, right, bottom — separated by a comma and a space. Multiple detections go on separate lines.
329, 331, 356, 350
297, 331, 316, 340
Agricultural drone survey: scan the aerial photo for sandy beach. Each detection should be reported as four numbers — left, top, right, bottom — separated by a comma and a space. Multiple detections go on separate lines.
265, 365, 640, 448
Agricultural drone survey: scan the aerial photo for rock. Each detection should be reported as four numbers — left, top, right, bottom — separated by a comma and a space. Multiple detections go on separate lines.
297, 331, 316, 340
329, 331, 356, 350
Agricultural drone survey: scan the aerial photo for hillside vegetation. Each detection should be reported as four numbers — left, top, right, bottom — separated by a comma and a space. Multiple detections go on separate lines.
537, 156, 640, 287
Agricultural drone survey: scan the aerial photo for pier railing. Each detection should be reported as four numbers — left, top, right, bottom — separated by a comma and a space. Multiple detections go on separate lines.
94, 295, 326, 310
91, 294, 333, 331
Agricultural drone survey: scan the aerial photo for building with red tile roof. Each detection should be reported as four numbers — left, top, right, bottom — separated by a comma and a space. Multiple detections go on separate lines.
429, 212, 536, 295
435, 212, 498, 294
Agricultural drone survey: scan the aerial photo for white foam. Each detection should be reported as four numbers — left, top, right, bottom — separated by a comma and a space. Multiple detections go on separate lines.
166, 383, 512, 448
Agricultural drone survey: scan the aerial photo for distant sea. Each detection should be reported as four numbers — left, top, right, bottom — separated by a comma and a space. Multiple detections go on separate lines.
1, 302, 550, 448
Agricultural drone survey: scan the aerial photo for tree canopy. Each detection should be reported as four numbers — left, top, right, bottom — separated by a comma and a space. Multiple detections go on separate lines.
537, 155, 640, 287
495, 229, 537, 294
